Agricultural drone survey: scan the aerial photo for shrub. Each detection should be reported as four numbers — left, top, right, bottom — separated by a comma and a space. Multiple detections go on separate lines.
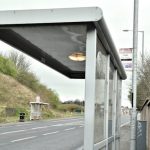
0, 55, 18, 77
9, 52, 30, 72
16, 70, 39, 92
58, 104, 83, 112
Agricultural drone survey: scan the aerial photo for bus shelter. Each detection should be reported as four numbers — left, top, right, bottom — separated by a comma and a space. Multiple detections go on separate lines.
30, 96, 48, 120
0, 7, 126, 150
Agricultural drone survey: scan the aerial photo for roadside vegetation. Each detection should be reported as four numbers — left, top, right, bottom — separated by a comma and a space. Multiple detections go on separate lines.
0, 52, 84, 123
128, 55, 150, 110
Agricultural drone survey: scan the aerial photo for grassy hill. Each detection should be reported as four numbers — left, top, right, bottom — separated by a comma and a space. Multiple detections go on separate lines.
0, 73, 36, 122
0, 73, 83, 123
0, 53, 83, 123
0, 73, 36, 107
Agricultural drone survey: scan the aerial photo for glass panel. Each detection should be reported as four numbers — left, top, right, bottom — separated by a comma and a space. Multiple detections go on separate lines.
115, 139, 120, 150
108, 142, 113, 150
99, 146, 106, 150
115, 77, 122, 134
94, 40, 107, 144
108, 62, 115, 137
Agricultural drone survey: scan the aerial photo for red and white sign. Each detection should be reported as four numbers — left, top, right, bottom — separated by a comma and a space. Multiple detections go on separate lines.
119, 48, 133, 71
119, 48, 132, 60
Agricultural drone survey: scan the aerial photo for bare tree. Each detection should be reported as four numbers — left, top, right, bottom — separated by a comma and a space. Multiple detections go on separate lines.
134, 55, 150, 109
9, 52, 30, 72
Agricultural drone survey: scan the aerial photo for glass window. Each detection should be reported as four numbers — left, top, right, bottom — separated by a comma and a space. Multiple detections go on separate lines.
108, 142, 113, 150
108, 62, 115, 137
115, 77, 122, 134
115, 77, 122, 150
94, 40, 107, 144
99, 146, 106, 150
115, 139, 120, 150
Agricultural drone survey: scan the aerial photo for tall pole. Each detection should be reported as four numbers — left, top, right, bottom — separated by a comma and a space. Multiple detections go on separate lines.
141, 31, 144, 65
130, 0, 139, 149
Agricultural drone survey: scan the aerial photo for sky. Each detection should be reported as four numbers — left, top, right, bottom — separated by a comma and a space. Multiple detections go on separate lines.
0, 0, 149, 106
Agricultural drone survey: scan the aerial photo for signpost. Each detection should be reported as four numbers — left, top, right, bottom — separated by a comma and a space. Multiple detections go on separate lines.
119, 48, 132, 71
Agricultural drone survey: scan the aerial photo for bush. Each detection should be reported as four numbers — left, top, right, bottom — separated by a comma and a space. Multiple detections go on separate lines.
9, 52, 30, 72
16, 70, 39, 92
42, 111, 55, 119
0, 55, 18, 77
58, 104, 83, 112
15, 107, 30, 120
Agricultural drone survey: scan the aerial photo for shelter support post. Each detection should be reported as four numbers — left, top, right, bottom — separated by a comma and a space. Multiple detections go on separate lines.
84, 27, 97, 150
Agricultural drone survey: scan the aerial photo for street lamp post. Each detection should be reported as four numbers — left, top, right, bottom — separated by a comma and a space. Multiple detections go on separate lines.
123, 0, 139, 149
125, 0, 139, 149
123, 30, 144, 65
141, 31, 144, 65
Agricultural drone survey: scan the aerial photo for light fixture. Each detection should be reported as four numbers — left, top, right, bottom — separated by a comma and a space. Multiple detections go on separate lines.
69, 52, 86, 61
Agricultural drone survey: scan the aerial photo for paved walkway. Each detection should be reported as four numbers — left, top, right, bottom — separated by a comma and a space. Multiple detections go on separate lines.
120, 124, 130, 150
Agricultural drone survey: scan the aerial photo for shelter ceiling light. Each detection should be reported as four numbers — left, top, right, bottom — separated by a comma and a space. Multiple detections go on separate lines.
69, 52, 86, 61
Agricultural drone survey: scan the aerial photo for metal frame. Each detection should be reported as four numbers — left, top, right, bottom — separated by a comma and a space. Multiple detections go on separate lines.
112, 70, 118, 150
0, 7, 102, 24
105, 55, 110, 150
116, 78, 122, 150
0, 6, 127, 150
84, 26, 97, 150
0, 7, 126, 80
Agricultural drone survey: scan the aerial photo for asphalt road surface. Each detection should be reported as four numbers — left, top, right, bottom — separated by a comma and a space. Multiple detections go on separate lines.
0, 115, 130, 150
0, 117, 84, 150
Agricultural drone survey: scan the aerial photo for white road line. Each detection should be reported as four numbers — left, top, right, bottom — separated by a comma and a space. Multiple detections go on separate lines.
11, 136, 37, 143
64, 127, 76, 131
0, 120, 83, 136
43, 131, 59, 136
16, 125, 25, 127
52, 124, 64, 127
16, 124, 31, 127
0, 130, 25, 135
31, 126, 48, 130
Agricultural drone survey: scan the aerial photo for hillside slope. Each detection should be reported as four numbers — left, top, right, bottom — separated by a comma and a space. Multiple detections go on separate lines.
0, 73, 36, 107
0, 72, 83, 123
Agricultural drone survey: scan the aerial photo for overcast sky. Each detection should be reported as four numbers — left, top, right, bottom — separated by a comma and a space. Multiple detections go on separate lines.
0, 0, 149, 106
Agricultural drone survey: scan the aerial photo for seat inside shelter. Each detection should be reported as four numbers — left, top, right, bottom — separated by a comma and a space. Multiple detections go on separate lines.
0, 7, 126, 150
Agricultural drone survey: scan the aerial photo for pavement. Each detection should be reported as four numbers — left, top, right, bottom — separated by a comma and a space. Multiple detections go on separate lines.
120, 124, 130, 150
0, 117, 84, 150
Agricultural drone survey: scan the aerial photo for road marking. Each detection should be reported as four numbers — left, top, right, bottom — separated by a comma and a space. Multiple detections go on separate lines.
64, 127, 76, 131
52, 124, 64, 127
16, 125, 25, 127
32, 126, 48, 130
43, 131, 59, 136
121, 121, 130, 127
0, 130, 25, 135
0, 119, 84, 135
11, 136, 37, 143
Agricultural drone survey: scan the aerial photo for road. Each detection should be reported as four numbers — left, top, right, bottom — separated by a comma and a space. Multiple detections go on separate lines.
0, 115, 130, 150
0, 117, 84, 150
